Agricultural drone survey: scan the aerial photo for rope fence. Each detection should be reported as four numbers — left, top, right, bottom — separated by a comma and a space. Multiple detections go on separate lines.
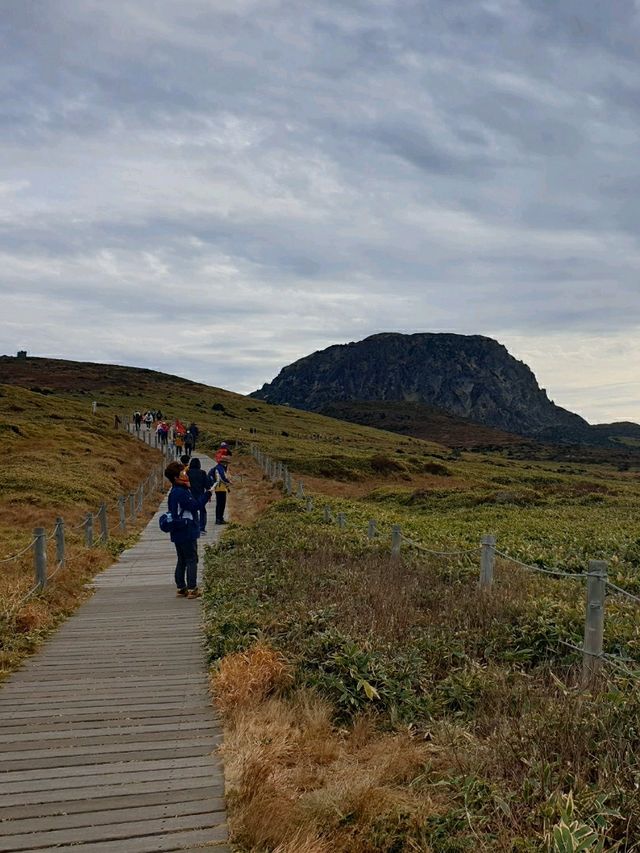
250, 442, 640, 690
2, 424, 167, 615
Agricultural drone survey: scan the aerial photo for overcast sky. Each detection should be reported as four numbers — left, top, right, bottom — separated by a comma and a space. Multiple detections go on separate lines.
1, 1, 639, 423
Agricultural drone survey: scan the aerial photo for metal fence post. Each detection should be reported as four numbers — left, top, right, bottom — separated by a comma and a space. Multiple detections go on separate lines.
55, 517, 65, 567
84, 513, 94, 548
99, 502, 108, 541
34, 527, 47, 590
391, 524, 401, 558
118, 496, 126, 532
324, 505, 332, 523
337, 512, 346, 529
480, 535, 496, 590
368, 519, 376, 541
583, 560, 608, 687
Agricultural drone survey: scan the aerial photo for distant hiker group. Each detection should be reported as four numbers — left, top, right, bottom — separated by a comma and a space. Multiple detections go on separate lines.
160, 441, 233, 599
132, 411, 200, 459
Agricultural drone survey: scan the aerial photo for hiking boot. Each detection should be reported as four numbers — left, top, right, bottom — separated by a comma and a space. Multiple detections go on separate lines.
186, 588, 202, 599
176, 588, 188, 597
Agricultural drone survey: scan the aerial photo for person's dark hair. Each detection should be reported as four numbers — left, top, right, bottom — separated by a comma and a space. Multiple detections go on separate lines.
165, 461, 184, 483
189, 458, 201, 470
180, 454, 190, 465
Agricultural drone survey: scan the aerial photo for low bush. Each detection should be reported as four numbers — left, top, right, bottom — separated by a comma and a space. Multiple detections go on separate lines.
204, 502, 640, 850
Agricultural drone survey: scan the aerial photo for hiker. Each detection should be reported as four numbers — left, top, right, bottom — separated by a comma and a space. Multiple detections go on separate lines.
214, 441, 232, 463
156, 420, 168, 446
183, 431, 194, 459
164, 461, 201, 599
174, 430, 185, 458
209, 456, 232, 525
187, 422, 199, 450
144, 411, 153, 431
133, 411, 142, 432
188, 458, 212, 533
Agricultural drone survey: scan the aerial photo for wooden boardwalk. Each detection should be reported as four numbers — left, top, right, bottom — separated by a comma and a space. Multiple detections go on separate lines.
0, 453, 229, 852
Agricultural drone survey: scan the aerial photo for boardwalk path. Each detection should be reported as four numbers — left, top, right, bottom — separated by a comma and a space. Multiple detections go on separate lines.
0, 453, 229, 852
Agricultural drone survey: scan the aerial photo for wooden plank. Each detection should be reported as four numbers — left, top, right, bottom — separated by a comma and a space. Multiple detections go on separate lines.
0, 798, 222, 836
0, 812, 227, 852
0, 764, 219, 795
0, 774, 223, 809
2, 719, 211, 742
0, 755, 214, 783
0, 786, 222, 822
0, 739, 219, 770
0, 704, 212, 724
28, 825, 228, 853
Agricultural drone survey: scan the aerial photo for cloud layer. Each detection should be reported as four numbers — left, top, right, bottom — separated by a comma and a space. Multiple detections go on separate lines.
2, 1, 639, 422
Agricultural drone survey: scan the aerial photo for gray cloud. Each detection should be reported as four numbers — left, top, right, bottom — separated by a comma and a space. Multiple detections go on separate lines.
1, 0, 640, 422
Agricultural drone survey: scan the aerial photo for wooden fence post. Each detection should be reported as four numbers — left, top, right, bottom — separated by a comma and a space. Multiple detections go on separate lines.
130, 492, 136, 521
582, 560, 608, 687
137, 485, 143, 512
324, 505, 332, 523
118, 496, 126, 531
34, 527, 47, 590
297, 480, 304, 499
368, 519, 376, 541
55, 517, 65, 567
84, 513, 94, 548
337, 512, 346, 529
306, 497, 314, 512
480, 535, 496, 590
391, 524, 401, 558
98, 502, 108, 541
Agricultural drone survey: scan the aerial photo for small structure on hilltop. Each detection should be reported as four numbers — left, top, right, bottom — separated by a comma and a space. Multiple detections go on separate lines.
16, 350, 27, 359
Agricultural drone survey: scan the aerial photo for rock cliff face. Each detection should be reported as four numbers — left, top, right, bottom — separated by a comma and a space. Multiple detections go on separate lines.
251, 332, 590, 439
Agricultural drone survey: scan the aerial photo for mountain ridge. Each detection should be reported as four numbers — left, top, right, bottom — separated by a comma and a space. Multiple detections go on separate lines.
251, 332, 634, 445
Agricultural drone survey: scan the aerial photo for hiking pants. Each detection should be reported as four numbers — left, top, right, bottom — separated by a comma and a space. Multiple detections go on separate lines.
215, 491, 227, 524
174, 539, 198, 590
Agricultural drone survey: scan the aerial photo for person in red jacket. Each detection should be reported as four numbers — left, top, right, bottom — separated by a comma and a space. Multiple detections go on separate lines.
214, 441, 232, 464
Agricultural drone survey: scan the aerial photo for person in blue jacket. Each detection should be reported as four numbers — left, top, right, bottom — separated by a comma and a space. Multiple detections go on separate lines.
164, 461, 201, 599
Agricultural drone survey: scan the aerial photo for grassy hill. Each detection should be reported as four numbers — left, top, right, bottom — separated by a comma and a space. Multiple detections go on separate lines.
3, 354, 640, 849
320, 399, 535, 448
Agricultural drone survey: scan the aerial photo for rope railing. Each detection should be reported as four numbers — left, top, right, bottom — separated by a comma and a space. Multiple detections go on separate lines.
401, 533, 480, 558
494, 549, 589, 581
250, 441, 640, 691
0, 537, 39, 564
605, 580, 640, 607
46, 521, 62, 541
1, 450, 166, 615
558, 640, 640, 683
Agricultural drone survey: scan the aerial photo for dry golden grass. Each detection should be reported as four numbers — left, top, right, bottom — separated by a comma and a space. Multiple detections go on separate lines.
211, 642, 293, 714
213, 648, 444, 853
228, 456, 283, 525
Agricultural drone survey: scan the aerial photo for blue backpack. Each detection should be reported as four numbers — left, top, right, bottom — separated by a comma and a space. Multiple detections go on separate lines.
158, 511, 175, 533
158, 503, 190, 534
